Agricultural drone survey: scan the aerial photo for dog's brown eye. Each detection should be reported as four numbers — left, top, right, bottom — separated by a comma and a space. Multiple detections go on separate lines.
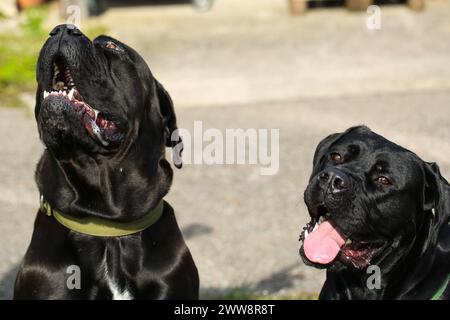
105, 41, 118, 50
377, 176, 392, 186
330, 153, 342, 163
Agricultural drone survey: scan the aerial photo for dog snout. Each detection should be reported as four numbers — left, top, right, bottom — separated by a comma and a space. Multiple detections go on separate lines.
49, 24, 83, 37
318, 169, 349, 194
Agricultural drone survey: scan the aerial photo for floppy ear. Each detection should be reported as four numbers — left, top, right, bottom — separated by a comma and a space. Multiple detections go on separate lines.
155, 80, 183, 169
422, 162, 450, 236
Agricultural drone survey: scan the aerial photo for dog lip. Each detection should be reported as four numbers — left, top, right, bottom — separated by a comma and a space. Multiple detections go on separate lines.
307, 202, 328, 220
338, 241, 385, 269
41, 88, 122, 147
38, 52, 124, 148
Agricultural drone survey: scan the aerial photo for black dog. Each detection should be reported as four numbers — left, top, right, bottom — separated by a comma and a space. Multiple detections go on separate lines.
299, 126, 450, 299
14, 24, 199, 299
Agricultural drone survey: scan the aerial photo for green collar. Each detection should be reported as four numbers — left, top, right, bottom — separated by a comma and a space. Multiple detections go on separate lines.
431, 274, 450, 300
39, 197, 164, 237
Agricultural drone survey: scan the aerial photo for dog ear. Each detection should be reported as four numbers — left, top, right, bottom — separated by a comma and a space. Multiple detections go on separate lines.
155, 80, 183, 169
422, 162, 450, 236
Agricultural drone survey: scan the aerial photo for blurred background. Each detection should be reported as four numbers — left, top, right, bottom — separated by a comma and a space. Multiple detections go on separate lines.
1, 0, 450, 299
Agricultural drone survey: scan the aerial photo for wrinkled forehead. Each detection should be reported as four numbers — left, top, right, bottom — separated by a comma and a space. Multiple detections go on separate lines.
336, 131, 402, 152
333, 131, 422, 171
93, 35, 149, 68
92, 35, 154, 89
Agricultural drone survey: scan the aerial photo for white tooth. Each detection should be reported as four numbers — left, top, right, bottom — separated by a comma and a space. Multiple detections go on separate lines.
93, 109, 99, 120
43, 91, 48, 98
313, 223, 319, 232
304, 229, 309, 239
68, 88, 75, 100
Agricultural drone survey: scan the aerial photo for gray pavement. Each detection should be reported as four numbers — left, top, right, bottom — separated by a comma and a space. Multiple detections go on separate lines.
1, 0, 450, 299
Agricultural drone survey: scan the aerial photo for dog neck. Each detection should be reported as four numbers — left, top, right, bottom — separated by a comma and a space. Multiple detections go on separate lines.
36, 142, 172, 222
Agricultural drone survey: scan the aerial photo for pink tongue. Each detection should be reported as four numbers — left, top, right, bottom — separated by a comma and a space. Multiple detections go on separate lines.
304, 221, 346, 264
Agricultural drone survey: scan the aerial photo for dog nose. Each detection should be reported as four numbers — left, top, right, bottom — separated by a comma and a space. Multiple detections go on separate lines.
318, 169, 349, 194
331, 174, 346, 193
49, 24, 82, 37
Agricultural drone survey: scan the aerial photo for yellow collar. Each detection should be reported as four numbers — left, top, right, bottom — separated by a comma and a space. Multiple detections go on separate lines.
39, 197, 164, 237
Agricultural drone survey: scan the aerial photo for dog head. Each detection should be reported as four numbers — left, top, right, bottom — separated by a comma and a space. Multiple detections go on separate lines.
300, 126, 450, 272
35, 24, 182, 166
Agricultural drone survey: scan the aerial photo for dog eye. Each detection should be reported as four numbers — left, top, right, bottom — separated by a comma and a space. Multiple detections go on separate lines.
105, 41, 119, 50
330, 153, 342, 163
377, 176, 392, 186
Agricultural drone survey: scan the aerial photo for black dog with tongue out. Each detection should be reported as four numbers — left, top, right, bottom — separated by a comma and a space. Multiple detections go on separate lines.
14, 24, 199, 299
300, 126, 450, 300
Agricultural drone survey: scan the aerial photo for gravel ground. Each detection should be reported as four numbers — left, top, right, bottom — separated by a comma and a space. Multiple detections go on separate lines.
1, 0, 450, 299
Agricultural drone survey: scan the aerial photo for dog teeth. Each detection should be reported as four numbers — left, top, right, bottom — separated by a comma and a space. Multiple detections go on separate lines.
304, 229, 309, 239
93, 109, 99, 120
68, 88, 75, 100
312, 223, 319, 232
44, 88, 79, 100
346, 239, 353, 245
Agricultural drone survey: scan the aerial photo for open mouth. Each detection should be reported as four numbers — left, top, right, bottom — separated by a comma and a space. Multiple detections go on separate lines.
41, 56, 121, 146
299, 204, 383, 269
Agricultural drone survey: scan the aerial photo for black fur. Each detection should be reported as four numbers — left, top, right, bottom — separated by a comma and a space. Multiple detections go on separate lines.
14, 24, 198, 300
300, 126, 450, 299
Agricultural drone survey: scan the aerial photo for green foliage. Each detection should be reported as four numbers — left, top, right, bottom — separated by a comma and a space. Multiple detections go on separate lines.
0, 7, 47, 107
19, 6, 46, 37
